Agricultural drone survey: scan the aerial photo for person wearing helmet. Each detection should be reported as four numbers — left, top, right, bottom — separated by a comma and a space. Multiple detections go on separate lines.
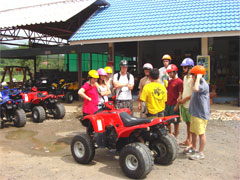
138, 63, 153, 117
78, 70, 99, 116
96, 68, 111, 107
113, 60, 134, 114
177, 58, 194, 148
140, 68, 167, 118
159, 54, 172, 87
31, 86, 38, 92
185, 65, 209, 160
165, 64, 183, 138
104, 66, 114, 99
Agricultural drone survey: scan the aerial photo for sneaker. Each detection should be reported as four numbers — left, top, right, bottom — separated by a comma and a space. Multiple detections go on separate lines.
183, 147, 196, 155
189, 153, 205, 160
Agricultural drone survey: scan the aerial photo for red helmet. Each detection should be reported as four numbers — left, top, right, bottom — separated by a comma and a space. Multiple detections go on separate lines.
166, 64, 178, 73
31, 86, 38, 92
190, 65, 206, 75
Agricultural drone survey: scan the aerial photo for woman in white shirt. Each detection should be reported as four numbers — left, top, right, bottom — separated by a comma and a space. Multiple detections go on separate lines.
96, 68, 111, 108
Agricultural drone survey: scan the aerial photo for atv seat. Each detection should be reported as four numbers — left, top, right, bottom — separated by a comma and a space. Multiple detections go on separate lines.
37, 93, 46, 97
120, 112, 152, 127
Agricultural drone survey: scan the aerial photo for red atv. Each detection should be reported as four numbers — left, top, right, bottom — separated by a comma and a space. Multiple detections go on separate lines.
20, 87, 65, 123
71, 102, 179, 179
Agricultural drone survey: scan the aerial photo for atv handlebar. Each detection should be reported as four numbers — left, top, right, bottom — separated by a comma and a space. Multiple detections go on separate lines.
161, 116, 179, 126
98, 101, 115, 110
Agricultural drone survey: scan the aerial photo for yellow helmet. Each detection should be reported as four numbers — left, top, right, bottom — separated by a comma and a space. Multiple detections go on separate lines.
88, 70, 99, 78
162, 54, 172, 61
104, 66, 113, 74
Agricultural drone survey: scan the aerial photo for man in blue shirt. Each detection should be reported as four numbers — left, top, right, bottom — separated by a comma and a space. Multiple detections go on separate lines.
186, 65, 210, 160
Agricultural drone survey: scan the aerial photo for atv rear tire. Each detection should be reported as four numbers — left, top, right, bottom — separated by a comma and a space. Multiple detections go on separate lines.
119, 142, 153, 179
32, 106, 46, 123
71, 134, 95, 164
168, 133, 179, 159
65, 92, 74, 103
14, 109, 26, 127
150, 134, 177, 165
53, 103, 65, 119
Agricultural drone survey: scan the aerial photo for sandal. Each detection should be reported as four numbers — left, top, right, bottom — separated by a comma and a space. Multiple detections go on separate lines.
189, 153, 205, 160
183, 147, 196, 155
179, 141, 188, 147
179, 141, 192, 147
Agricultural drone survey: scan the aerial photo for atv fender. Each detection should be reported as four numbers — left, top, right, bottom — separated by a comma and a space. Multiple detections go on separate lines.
83, 115, 105, 133
42, 91, 48, 96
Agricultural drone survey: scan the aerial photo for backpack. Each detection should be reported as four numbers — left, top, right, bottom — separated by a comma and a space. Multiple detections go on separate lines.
117, 72, 130, 82
113, 72, 132, 100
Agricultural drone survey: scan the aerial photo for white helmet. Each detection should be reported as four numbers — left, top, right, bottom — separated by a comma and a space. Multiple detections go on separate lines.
143, 63, 153, 70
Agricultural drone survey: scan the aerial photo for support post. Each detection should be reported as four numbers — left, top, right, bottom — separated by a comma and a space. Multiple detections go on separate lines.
34, 56, 37, 79
137, 41, 142, 75
67, 53, 70, 72
201, 37, 208, 56
78, 53, 82, 88
108, 43, 115, 73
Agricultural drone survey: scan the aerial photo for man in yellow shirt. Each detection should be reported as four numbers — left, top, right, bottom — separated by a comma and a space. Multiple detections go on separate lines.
140, 68, 167, 117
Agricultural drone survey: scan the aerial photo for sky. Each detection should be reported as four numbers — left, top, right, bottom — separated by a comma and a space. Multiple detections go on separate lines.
0, 0, 66, 11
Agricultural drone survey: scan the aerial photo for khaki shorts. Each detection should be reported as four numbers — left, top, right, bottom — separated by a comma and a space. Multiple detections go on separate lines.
190, 116, 208, 135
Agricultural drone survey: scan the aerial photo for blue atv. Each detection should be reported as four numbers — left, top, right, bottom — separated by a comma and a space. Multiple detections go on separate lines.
0, 87, 26, 128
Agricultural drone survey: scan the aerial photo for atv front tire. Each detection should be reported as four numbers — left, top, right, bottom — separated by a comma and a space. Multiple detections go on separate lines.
71, 134, 95, 164
150, 134, 177, 165
32, 106, 46, 123
53, 103, 65, 119
14, 109, 26, 127
119, 142, 153, 179
65, 92, 74, 103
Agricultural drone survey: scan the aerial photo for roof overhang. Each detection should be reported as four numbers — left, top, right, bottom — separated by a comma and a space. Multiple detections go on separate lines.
0, 44, 108, 59
69, 30, 240, 45
0, 0, 96, 28
0, 0, 109, 46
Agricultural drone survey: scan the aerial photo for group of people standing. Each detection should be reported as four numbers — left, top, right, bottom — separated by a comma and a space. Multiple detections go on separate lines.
78, 54, 210, 161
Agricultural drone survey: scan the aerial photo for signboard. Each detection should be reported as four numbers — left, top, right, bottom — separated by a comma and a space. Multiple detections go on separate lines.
197, 55, 210, 84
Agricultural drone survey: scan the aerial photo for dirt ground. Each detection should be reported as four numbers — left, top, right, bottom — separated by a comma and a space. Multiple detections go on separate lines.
0, 105, 240, 180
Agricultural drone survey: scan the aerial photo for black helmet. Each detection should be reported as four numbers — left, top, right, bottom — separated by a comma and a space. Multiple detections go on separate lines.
119, 59, 128, 67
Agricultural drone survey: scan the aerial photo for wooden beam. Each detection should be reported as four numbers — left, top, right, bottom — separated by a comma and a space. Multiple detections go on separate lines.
201, 37, 208, 56
77, 53, 82, 88
0, 44, 108, 58
44, 26, 73, 34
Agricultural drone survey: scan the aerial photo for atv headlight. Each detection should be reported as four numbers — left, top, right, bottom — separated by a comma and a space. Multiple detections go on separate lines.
52, 87, 55, 90
63, 86, 67, 89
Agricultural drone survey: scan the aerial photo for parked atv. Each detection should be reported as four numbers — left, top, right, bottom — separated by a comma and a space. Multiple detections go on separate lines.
20, 87, 65, 123
71, 102, 179, 179
51, 79, 78, 103
0, 88, 26, 128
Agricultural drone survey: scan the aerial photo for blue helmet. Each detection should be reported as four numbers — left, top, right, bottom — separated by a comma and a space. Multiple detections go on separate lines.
181, 58, 194, 67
